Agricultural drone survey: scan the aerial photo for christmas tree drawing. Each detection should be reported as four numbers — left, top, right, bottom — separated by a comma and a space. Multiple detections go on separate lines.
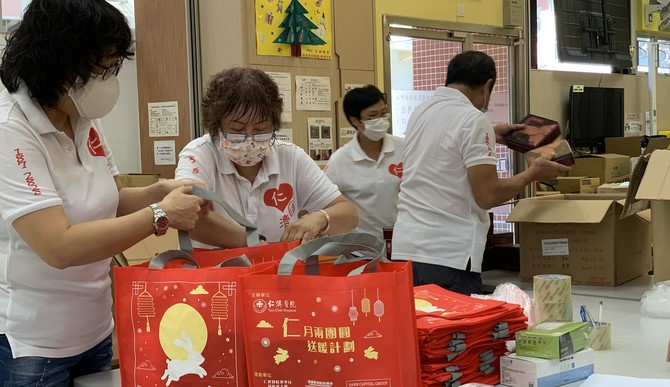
273, 0, 326, 57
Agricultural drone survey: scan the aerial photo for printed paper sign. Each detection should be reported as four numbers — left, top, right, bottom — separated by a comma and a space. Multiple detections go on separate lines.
542, 238, 569, 256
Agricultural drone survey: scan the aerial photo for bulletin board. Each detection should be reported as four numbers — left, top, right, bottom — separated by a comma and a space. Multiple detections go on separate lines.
245, 0, 376, 161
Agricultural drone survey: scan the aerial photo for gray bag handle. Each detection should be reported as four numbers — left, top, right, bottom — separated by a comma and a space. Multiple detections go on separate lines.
278, 232, 388, 276
148, 249, 252, 269
178, 186, 261, 251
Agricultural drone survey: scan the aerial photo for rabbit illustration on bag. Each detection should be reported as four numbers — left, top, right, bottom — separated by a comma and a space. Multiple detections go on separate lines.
161, 331, 207, 386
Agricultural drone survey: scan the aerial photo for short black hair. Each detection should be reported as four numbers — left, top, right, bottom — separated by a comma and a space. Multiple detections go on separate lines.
342, 85, 386, 126
201, 67, 283, 139
0, 0, 134, 108
445, 51, 496, 90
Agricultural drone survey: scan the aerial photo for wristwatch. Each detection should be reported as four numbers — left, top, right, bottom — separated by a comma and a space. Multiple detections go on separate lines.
149, 203, 169, 236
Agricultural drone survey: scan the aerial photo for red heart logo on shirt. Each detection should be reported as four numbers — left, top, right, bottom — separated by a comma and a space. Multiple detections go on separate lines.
388, 163, 403, 178
263, 183, 294, 213
87, 127, 106, 157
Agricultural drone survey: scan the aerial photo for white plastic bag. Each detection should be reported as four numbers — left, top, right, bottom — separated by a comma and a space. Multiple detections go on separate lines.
640, 281, 670, 318
471, 282, 534, 324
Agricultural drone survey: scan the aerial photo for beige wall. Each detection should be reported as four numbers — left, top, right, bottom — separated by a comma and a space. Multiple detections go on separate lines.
530, 70, 670, 135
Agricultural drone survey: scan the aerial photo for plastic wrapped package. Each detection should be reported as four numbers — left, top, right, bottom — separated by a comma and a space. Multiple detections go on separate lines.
641, 281, 670, 318
471, 282, 534, 325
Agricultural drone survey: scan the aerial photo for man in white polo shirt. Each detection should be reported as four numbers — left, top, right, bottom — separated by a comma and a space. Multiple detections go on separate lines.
325, 85, 404, 241
392, 51, 570, 295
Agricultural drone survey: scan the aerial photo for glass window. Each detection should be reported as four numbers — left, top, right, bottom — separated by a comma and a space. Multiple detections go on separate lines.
637, 37, 670, 75
534, 1, 613, 74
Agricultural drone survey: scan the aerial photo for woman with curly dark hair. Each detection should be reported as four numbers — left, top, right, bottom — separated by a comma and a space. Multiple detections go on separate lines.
0, 1, 203, 384
175, 67, 358, 247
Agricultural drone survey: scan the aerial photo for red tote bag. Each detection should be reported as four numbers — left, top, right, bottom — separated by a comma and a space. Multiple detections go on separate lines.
240, 232, 422, 387
114, 250, 269, 386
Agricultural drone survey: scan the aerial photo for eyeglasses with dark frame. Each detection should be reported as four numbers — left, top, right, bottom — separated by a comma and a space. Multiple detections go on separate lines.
220, 131, 276, 143
97, 57, 124, 80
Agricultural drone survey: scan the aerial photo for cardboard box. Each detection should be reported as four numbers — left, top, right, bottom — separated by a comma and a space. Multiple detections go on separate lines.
500, 348, 595, 387
556, 177, 600, 194
117, 228, 179, 266
507, 194, 652, 286
635, 150, 670, 282
568, 154, 630, 183
515, 322, 589, 359
605, 136, 641, 157
597, 181, 629, 195
644, 137, 670, 154
115, 173, 160, 188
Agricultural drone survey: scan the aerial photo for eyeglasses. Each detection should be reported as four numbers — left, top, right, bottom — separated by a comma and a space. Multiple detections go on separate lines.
98, 57, 124, 80
221, 131, 276, 143
362, 112, 390, 121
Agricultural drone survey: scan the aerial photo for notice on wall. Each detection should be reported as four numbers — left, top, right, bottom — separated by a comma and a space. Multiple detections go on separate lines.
276, 128, 293, 143
148, 101, 179, 137
267, 72, 293, 123
340, 127, 357, 139
391, 89, 433, 137
624, 112, 642, 137
296, 76, 331, 111
154, 140, 176, 165
485, 92, 510, 126
308, 117, 333, 166
344, 83, 368, 95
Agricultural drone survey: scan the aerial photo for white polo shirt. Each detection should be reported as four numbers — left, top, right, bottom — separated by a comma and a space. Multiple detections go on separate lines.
392, 87, 497, 272
175, 136, 340, 244
0, 86, 119, 358
325, 133, 404, 240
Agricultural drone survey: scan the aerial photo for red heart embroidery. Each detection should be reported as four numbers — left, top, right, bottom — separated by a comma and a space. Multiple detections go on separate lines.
388, 163, 403, 178
87, 127, 106, 157
263, 183, 294, 212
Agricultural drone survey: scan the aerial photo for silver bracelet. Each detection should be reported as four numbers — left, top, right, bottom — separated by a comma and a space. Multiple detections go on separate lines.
316, 209, 331, 234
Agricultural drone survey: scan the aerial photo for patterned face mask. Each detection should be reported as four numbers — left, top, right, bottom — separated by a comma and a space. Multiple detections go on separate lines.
218, 136, 273, 166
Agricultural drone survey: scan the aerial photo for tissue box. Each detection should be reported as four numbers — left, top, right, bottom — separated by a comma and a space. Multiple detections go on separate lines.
515, 321, 589, 359
500, 348, 595, 387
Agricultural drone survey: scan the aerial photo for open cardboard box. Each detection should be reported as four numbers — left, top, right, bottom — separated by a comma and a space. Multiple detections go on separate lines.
631, 149, 670, 282
507, 194, 651, 286
115, 228, 179, 266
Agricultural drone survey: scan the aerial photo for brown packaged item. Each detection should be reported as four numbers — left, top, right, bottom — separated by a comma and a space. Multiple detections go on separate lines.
525, 139, 576, 166
505, 114, 561, 153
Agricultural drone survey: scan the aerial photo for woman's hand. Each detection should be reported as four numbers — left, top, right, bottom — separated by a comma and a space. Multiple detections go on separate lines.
158, 186, 204, 231
280, 211, 328, 244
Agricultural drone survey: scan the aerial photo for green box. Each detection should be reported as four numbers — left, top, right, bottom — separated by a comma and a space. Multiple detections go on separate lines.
515, 321, 589, 359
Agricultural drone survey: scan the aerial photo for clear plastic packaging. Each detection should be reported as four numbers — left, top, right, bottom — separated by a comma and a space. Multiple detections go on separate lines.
641, 281, 670, 318
472, 282, 534, 325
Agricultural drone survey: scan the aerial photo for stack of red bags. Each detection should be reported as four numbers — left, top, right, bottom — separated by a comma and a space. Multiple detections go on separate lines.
414, 284, 528, 386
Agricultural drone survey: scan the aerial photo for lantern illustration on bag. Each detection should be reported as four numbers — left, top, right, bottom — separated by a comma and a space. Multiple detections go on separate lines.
137, 282, 155, 332
373, 288, 385, 322
361, 288, 371, 317
348, 290, 359, 325
211, 282, 232, 336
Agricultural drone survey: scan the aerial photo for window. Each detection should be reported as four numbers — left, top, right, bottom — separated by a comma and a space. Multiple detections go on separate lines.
531, 0, 631, 73
637, 37, 670, 75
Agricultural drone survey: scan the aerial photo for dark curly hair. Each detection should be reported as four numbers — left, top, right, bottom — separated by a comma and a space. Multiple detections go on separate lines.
343, 85, 386, 126
0, 0, 134, 108
201, 67, 283, 139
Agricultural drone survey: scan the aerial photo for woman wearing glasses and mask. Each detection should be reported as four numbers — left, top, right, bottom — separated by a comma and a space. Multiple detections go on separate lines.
325, 85, 404, 241
0, 1, 204, 383
176, 67, 358, 247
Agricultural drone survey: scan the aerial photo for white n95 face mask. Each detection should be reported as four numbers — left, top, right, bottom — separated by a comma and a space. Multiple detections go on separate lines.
68, 75, 120, 119
361, 114, 390, 141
